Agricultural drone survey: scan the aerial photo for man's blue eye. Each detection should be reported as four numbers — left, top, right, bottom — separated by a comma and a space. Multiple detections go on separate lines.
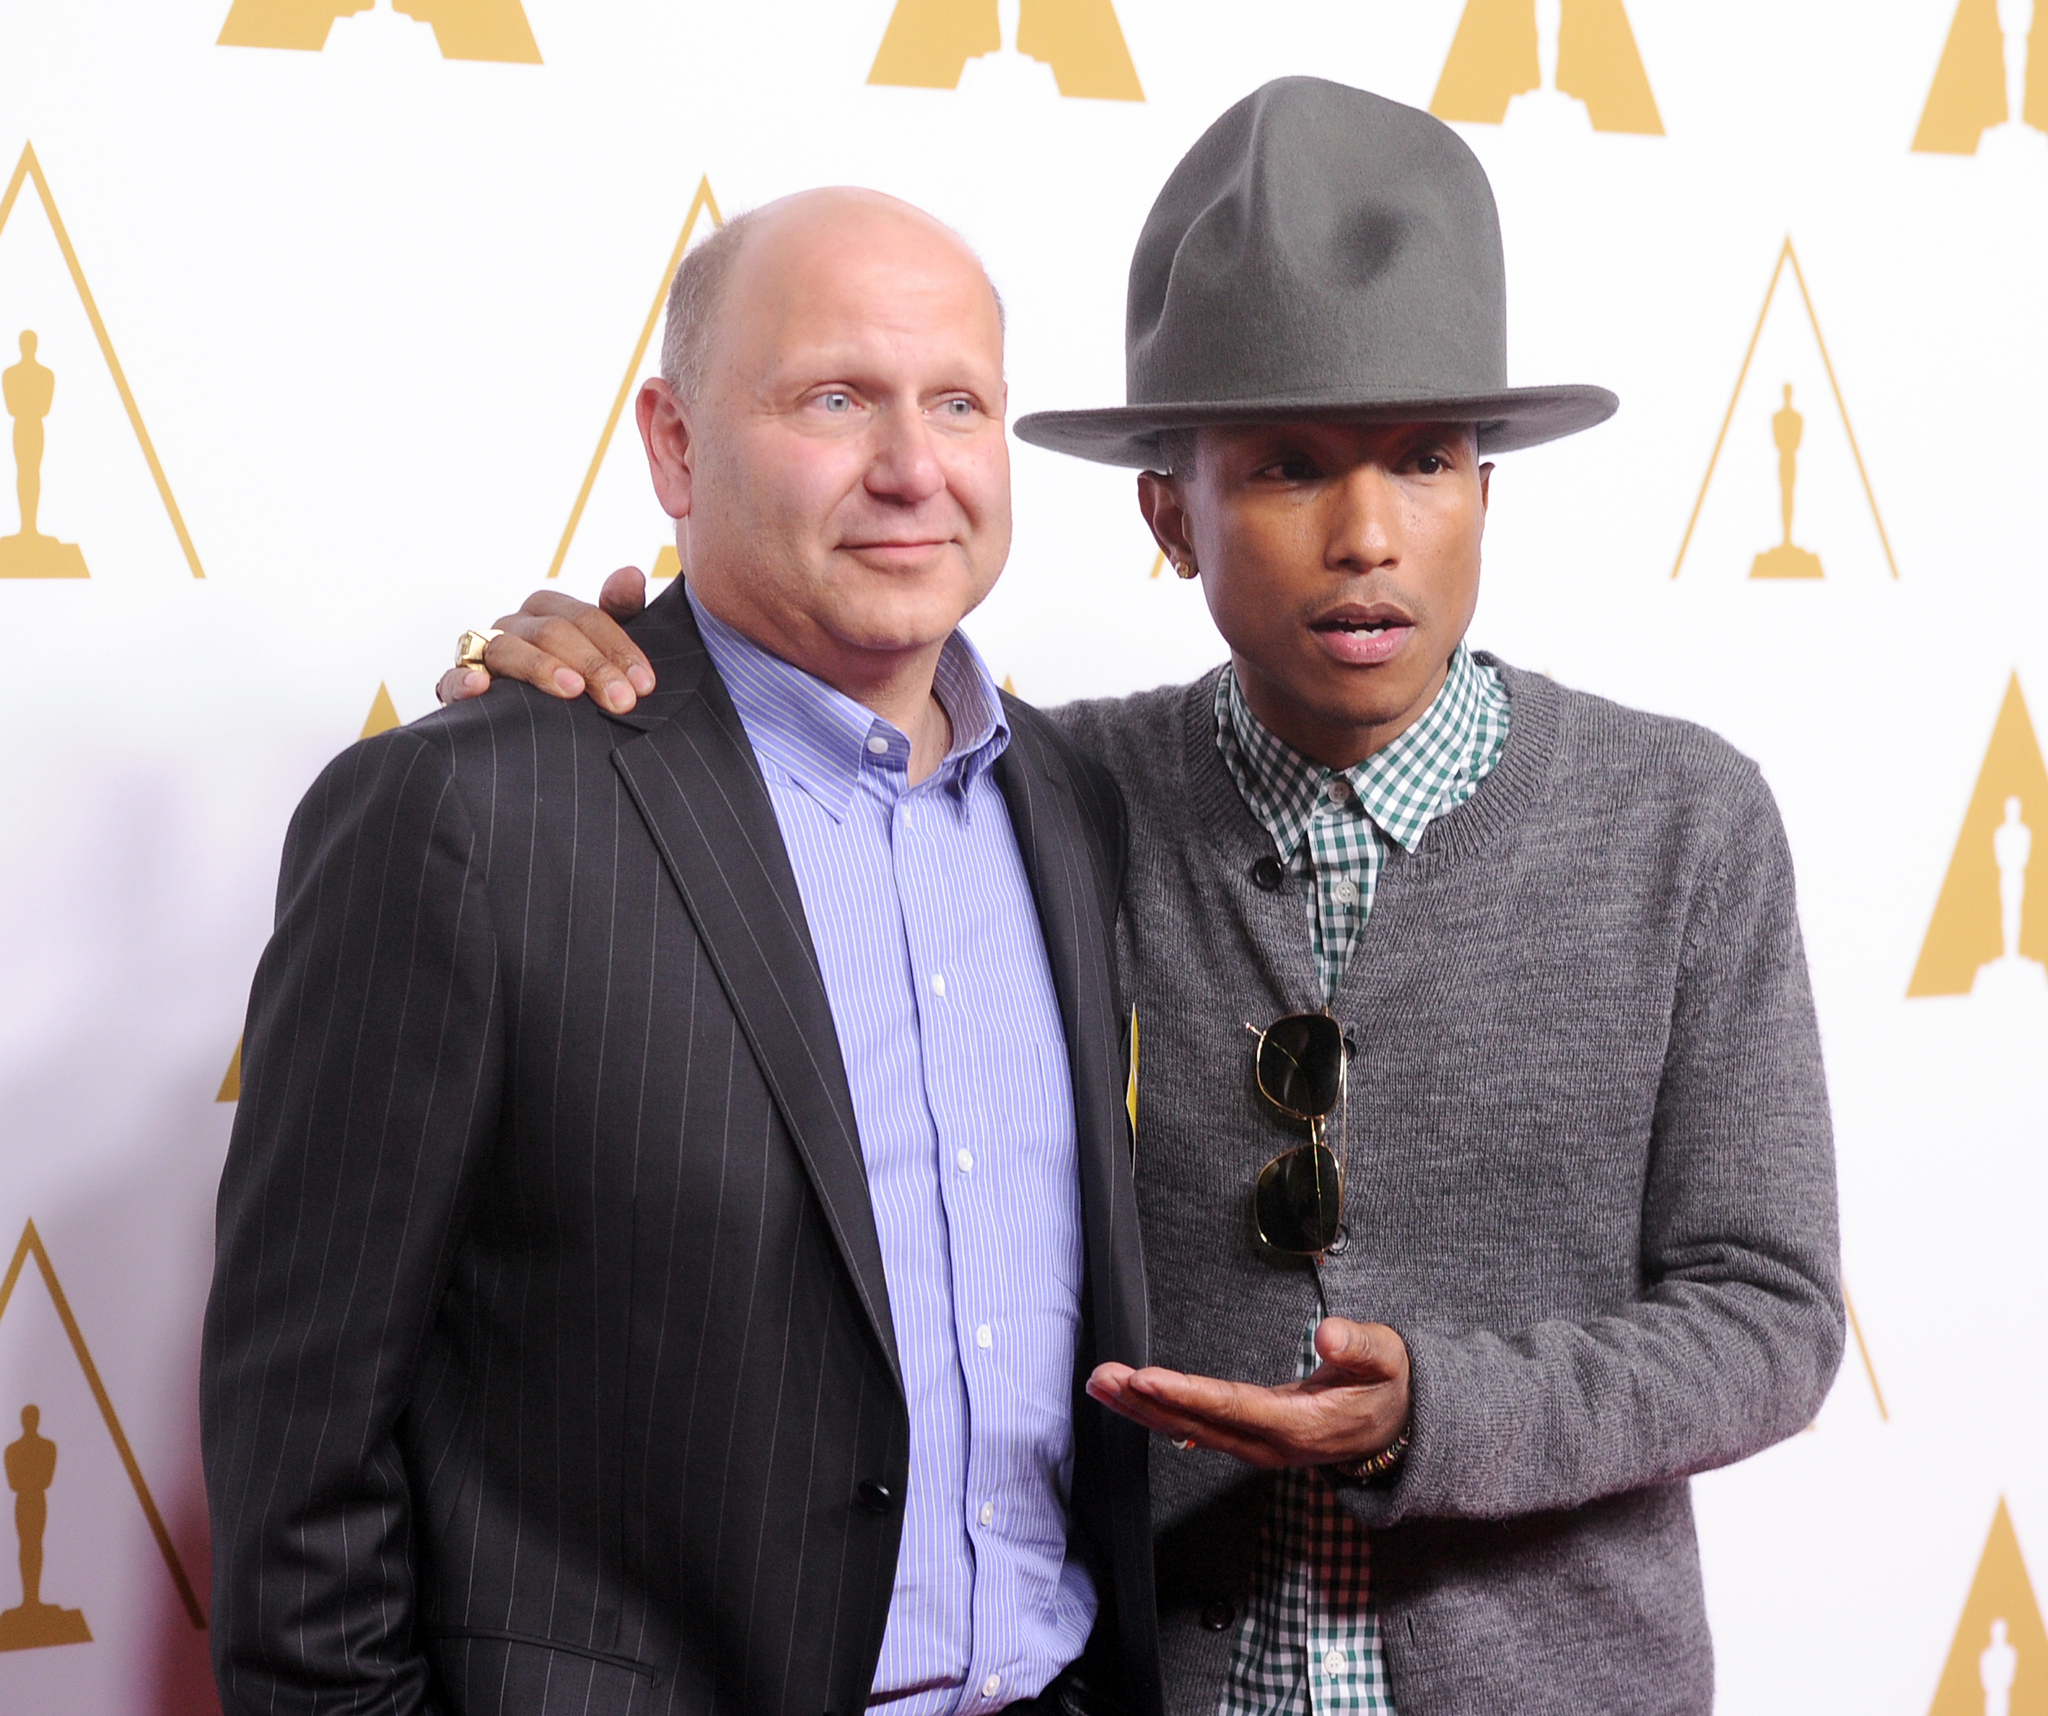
822, 392, 852, 412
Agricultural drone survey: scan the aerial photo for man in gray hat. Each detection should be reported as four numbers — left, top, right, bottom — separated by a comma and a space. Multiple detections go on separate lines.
436, 77, 1842, 1716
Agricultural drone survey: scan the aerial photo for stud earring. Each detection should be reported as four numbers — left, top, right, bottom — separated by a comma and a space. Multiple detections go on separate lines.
1174, 558, 1199, 580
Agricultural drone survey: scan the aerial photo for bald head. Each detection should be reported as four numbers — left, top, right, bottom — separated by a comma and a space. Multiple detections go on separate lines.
659, 187, 1001, 404
633, 180, 1013, 724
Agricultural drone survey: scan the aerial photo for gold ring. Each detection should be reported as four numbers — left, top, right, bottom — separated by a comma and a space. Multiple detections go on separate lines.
455, 628, 503, 672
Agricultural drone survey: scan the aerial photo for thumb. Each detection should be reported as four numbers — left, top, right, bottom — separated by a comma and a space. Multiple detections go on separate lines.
1312, 1318, 1403, 1383
599, 565, 650, 620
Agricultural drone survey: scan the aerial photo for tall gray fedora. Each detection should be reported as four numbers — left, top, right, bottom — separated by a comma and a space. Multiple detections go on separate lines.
1014, 76, 1617, 468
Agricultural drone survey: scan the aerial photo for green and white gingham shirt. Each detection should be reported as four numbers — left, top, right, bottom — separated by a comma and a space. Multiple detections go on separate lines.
1211, 642, 1510, 1716
1216, 642, 1510, 1003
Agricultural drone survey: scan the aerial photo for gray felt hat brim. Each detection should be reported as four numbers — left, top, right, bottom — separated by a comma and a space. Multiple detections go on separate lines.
1014, 76, 1618, 470
1014, 383, 1618, 469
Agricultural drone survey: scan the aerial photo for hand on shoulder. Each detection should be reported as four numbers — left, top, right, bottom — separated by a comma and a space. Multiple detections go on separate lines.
436, 565, 655, 712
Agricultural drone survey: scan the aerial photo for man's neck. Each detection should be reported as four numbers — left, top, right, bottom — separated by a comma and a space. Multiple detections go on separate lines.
1233, 652, 1455, 773
689, 582, 957, 785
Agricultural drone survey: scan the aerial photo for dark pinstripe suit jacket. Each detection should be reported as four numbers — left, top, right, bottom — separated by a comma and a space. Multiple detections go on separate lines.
202, 582, 1161, 1716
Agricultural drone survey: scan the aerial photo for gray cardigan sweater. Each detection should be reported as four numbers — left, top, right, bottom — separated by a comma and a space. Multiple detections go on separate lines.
1053, 660, 1844, 1716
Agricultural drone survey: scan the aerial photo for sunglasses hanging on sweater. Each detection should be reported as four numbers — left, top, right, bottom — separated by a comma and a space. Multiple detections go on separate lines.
1247, 1012, 1347, 1257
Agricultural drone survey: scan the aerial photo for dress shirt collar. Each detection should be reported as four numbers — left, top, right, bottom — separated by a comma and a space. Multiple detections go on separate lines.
1217, 639, 1500, 863
687, 583, 1011, 823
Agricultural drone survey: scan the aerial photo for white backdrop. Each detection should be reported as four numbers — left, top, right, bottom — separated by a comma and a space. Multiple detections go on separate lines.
1, 3, 2044, 1712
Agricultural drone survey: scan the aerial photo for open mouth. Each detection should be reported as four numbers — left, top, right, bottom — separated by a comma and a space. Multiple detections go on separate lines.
1309, 603, 1415, 663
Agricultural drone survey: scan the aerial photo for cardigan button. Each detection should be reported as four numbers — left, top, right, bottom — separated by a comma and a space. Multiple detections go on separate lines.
1250, 856, 1284, 891
1200, 1600, 1237, 1631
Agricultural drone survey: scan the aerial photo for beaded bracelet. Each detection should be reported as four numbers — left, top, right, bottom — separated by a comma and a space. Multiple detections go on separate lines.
1329, 1425, 1411, 1484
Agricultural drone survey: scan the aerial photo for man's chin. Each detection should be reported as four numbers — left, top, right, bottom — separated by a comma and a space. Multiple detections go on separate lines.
823, 572, 993, 655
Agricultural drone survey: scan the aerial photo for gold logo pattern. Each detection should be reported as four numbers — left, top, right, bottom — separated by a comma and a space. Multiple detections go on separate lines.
868, 0, 1143, 100
1910, 674, 2048, 999
547, 178, 724, 584
1927, 1498, 2047, 1715
217, 0, 541, 63
0, 145, 203, 580
1915, 0, 2047, 154
0, 1405, 91, 1652
0, 1223, 206, 1635
1429, 0, 1661, 134
1671, 238, 1896, 582
1, 333, 85, 579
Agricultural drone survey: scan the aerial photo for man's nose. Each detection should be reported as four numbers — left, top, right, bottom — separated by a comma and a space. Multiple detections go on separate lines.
1325, 464, 1399, 571
865, 405, 947, 504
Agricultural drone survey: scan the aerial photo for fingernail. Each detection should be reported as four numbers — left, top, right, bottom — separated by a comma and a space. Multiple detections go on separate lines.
554, 668, 583, 696
628, 666, 655, 694
608, 681, 634, 712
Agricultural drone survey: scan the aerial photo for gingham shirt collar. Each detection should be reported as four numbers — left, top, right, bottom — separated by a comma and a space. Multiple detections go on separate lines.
1216, 641, 1498, 863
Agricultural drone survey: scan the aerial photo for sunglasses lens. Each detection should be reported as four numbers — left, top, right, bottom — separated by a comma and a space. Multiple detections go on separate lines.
1255, 1143, 1343, 1254
1257, 1014, 1345, 1117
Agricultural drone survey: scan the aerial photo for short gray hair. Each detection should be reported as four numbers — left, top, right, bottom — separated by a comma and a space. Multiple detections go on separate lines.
659, 207, 764, 402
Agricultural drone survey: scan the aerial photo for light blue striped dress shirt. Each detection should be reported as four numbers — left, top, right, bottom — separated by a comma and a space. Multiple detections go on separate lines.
690, 588, 1093, 1714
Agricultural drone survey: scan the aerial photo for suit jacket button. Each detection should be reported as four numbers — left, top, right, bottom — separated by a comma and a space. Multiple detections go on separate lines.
1250, 857, 1284, 891
856, 1480, 894, 1514
1201, 1601, 1236, 1631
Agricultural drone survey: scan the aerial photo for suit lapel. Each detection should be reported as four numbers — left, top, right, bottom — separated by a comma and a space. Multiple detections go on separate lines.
607, 588, 900, 1386
994, 724, 1130, 1366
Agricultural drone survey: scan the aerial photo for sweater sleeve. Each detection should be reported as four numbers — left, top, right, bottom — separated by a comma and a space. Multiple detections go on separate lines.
1343, 768, 1845, 1527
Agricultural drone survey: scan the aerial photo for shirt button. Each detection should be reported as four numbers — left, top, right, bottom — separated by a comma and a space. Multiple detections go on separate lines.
866, 734, 890, 755
956, 1148, 974, 1173
1327, 777, 1354, 804
931, 973, 946, 997
979, 1501, 994, 1526
982, 1674, 1001, 1698
1323, 1648, 1347, 1677
1332, 878, 1358, 904
976, 1323, 992, 1349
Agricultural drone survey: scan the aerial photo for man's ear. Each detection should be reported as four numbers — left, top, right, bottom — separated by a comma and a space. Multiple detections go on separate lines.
1137, 469, 1196, 571
638, 378, 696, 521
1478, 460, 1493, 512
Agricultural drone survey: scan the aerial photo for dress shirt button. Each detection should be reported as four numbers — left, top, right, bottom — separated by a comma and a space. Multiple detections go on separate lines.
866, 734, 890, 755
931, 972, 947, 997
979, 1501, 994, 1526
1323, 1648, 1347, 1677
1331, 878, 1358, 905
855, 1480, 894, 1514
956, 1148, 974, 1173
1327, 776, 1354, 804
982, 1673, 1001, 1699
1250, 856, 1284, 892
976, 1323, 993, 1349
1200, 1601, 1236, 1631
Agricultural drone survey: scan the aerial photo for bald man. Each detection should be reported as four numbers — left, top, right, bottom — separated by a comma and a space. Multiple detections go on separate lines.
202, 191, 1159, 1716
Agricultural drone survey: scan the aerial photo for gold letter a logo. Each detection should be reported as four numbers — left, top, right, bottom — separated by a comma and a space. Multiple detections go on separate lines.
868, 0, 1142, 100
217, 1, 541, 64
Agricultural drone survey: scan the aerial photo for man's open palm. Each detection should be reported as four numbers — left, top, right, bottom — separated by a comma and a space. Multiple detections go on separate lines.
1086, 1316, 1410, 1469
